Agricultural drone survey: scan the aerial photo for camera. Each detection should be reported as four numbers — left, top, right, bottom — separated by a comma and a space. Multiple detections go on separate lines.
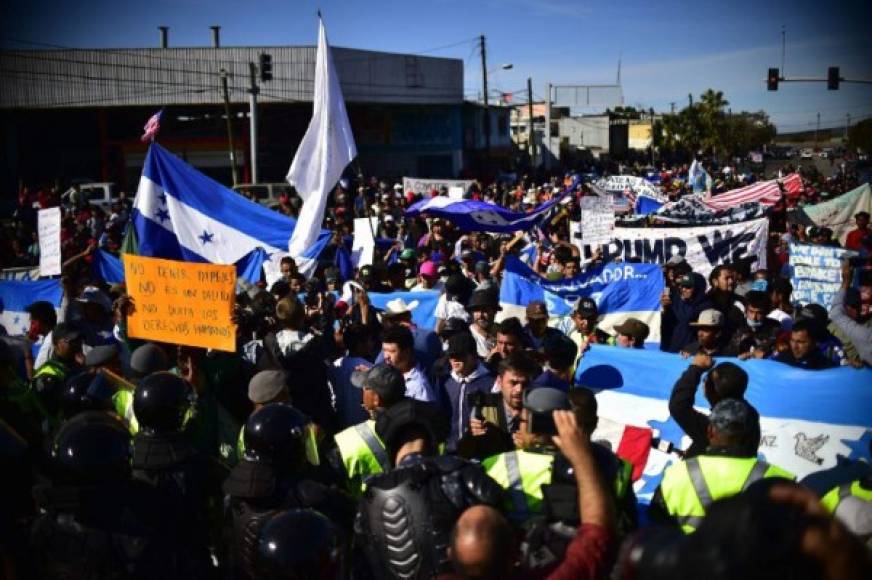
466, 391, 486, 422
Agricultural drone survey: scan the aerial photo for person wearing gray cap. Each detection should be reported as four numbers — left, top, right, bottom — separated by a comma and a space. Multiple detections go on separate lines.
329, 363, 407, 496
651, 399, 795, 534
233, 370, 290, 459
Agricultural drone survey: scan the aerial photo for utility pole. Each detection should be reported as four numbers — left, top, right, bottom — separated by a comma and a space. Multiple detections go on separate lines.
815, 112, 820, 145
845, 113, 851, 141
248, 62, 259, 185
527, 77, 535, 167
670, 102, 675, 114
688, 93, 693, 107
480, 34, 490, 161
220, 69, 239, 186
781, 25, 786, 78
544, 83, 552, 170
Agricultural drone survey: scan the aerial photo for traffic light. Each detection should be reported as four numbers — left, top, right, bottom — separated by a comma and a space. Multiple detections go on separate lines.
259, 53, 273, 82
827, 67, 840, 90
767, 68, 779, 91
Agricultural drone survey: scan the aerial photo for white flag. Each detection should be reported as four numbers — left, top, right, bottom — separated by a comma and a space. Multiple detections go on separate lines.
286, 17, 357, 263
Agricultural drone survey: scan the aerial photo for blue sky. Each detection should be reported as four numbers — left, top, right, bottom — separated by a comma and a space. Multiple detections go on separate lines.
2, 0, 870, 132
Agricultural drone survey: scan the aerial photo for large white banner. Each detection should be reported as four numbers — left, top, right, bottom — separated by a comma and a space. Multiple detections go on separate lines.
596, 175, 666, 202
570, 218, 769, 281
402, 177, 474, 197
37, 207, 62, 277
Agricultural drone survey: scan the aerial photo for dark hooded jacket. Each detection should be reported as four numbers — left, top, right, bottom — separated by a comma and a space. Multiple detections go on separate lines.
661, 273, 711, 353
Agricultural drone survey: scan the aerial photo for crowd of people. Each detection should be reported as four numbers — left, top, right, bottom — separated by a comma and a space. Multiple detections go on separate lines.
1, 158, 870, 579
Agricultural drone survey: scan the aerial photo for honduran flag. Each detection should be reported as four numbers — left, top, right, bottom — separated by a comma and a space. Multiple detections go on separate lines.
0, 279, 63, 337
576, 345, 872, 505
497, 256, 665, 343
129, 143, 331, 281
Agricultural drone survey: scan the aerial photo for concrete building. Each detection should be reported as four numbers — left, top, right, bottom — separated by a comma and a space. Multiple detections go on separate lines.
0, 28, 472, 193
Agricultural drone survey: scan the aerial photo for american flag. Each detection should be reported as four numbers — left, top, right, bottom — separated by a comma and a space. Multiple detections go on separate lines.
140, 109, 164, 143
780, 172, 804, 197
702, 179, 782, 211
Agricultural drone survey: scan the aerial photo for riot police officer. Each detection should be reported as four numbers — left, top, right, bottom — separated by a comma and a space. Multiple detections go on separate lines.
131, 371, 228, 575
59, 371, 114, 420
355, 399, 504, 579
30, 411, 186, 579
223, 403, 355, 580
254, 509, 345, 579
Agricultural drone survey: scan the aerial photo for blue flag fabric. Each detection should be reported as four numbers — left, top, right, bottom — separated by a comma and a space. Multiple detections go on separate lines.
92, 250, 125, 285
575, 345, 872, 504
367, 290, 440, 330
405, 192, 569, 233
235, 248, 269, 285
132, 143, 331, 276
0, 279, 64, 336
636, 196, 664, 216
498, 256, 664, 341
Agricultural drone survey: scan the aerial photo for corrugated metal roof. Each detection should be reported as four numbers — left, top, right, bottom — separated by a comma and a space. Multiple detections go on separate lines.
0, 46, 463, 109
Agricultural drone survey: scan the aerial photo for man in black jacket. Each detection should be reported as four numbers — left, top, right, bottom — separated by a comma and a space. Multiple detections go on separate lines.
774, 320, 837, 370
667, 353, 760, 458
661, 272, 711, 353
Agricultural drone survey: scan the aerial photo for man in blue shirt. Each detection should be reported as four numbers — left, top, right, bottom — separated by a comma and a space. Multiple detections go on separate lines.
381, 326, 438, 403
438, 332, 493, 450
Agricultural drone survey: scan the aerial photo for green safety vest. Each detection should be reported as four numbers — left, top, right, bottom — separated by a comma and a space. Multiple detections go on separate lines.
112, 389, 139, 435
31, 359, 74, 431
483, 450, 555, 522
334, 419, 389, 494
821, 480, 872, 514
660, 455, 795, 534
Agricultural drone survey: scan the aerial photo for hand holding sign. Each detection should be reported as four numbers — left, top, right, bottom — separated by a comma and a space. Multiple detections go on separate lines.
123, 255, 237, 352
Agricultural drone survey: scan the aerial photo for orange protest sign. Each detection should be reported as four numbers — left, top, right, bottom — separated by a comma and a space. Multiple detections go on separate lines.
123, 254, 237, 352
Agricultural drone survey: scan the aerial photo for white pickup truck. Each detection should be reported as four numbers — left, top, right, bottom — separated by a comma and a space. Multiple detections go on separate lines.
60, 182, 121, 209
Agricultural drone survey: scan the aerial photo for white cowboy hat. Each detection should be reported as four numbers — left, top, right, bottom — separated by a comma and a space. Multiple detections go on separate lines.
382, 297, 419, 317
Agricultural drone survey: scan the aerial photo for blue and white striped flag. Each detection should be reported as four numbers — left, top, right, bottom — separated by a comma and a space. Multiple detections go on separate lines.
576, 345, 872, 505
132, 143, 330, 278
406, 192, 568, 233
498, 256, 665, 342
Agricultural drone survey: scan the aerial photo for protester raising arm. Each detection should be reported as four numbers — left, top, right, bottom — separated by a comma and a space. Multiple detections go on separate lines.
545, 410, 616, 580
667, 353, 713, 458
828, 262, 872, 366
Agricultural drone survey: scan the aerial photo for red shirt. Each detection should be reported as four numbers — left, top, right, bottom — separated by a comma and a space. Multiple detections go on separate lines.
845, 228, 868, 251
545, 523, 615, 580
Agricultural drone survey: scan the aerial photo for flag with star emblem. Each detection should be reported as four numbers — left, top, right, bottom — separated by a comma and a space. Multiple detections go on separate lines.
0, 279, 63, 337
405, 183, 573, 233
130, 143, 331, 282
576, 345, 872, 506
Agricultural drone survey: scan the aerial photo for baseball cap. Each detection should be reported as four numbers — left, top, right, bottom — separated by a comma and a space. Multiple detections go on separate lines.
523, 387, 570, 413
76, 286, 112, 313
750, 279, 768, 292
677, 274, 695, 288
447, 332, 477, 358
248, 370, 288, 404
359, 265, 375, 280
350, 363, 406, 402
419, 261, 438, 279
689, 309, 724, 327
613, 317, 650, 341
541, 333, 578, 369
526, 301, 548, 320
399, 248, 416, 261
709, 398, 755, 438
573, 297, 598, 317
324, 267, 340, 283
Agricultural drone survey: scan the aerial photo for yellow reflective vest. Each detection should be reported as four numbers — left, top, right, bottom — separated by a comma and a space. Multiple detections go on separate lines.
334, 419, 389, 495
482, 450, 555, 522
660, 455, 795, 534
821, 480, 872, 514
112, 389, 139, 435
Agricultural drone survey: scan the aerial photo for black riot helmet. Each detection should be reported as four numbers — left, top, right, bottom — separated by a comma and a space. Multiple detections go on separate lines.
51, 411, 132, 485
256, 509, 343, 580
133, 372, 191, 435
243, 403, 310, 468
60, 372, 112, 419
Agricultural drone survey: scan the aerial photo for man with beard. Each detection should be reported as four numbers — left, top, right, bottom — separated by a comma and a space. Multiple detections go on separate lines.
704, 265, 745, 344
467, 290, 501, 359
